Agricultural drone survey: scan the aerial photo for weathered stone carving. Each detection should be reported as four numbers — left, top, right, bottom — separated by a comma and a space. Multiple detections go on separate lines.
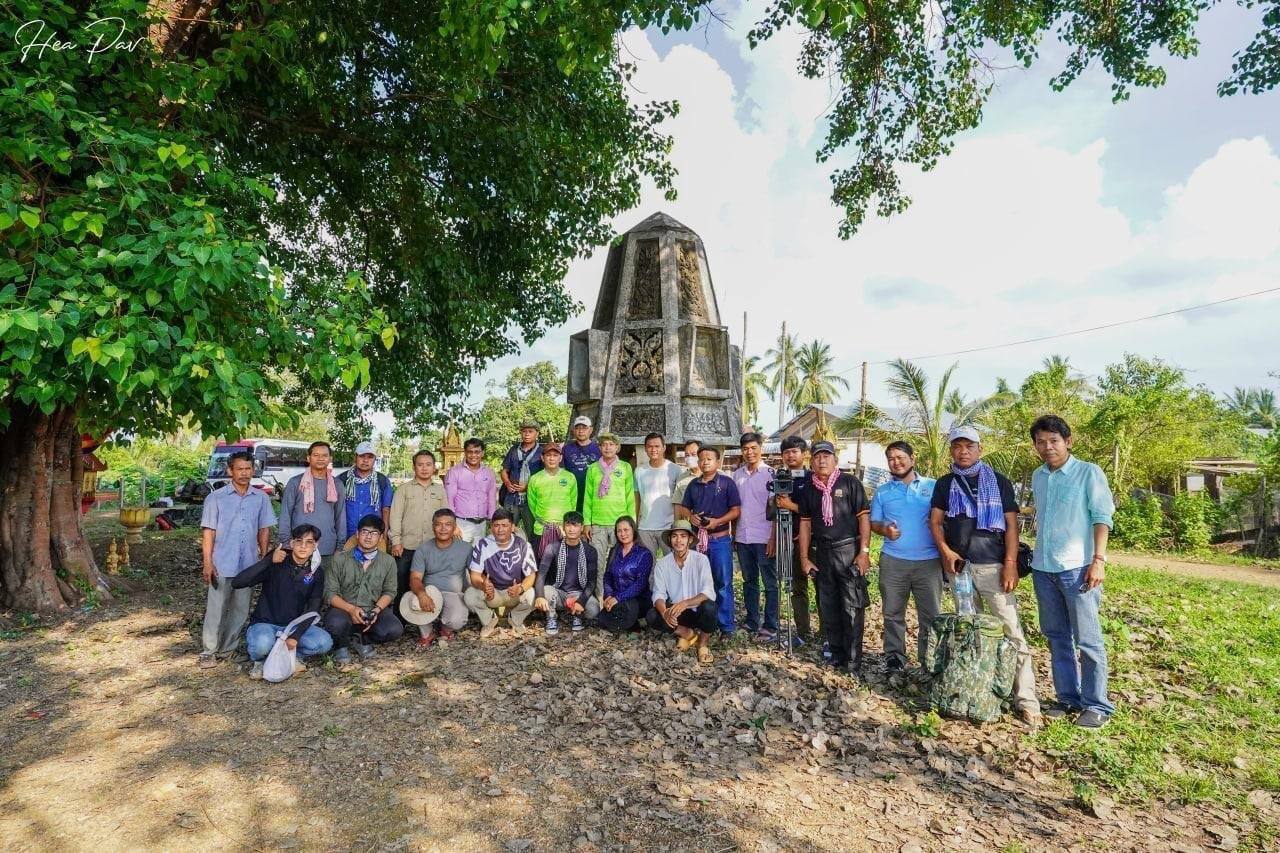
683, 404, 730, 435
690, 328, 728, 391
617, 330, 664, 395
627, 239, 661, 320
677, 241, 708, 322
612, 404, 665, 436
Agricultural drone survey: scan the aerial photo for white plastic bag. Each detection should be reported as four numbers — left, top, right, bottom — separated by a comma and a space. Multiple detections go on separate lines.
262, 611, 319, 683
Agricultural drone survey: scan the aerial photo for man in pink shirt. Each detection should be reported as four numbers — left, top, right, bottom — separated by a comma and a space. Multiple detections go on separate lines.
444, 438, 498, 543
732, 431, 778, 642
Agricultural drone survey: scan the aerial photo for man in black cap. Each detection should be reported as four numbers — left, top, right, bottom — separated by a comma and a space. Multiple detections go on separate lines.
797, 441, 871, 677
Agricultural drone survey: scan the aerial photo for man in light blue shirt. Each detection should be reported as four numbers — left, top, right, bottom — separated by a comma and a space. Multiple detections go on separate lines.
869, 440, 942, 674
1030, 414, 1116, 729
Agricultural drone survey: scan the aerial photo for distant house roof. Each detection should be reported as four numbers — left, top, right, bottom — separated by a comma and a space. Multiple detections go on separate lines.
769, 403, 957, 441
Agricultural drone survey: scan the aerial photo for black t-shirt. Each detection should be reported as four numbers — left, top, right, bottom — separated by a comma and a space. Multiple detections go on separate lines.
799, 473, 869, 544
930, 471, 1019, 564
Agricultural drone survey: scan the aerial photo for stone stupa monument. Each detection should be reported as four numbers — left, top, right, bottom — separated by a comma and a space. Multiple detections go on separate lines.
567, 212, 743, 451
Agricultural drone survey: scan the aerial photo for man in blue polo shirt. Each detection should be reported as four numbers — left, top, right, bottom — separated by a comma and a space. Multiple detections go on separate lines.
678, 445, 741, 634
870, 440, 942, 675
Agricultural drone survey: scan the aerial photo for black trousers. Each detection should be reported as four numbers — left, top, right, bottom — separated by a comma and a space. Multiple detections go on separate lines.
646, 601, 718, 634
597, 597, 643, 634
814, 538, 868, 670
789, 537, 822, 636
321, 606, 404, 648
394, 549, 416, 622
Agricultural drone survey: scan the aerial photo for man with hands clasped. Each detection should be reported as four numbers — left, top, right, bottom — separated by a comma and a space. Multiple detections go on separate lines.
321, 514, 403, 667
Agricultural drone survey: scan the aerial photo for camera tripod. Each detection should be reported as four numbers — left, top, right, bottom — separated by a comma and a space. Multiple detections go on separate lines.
775, 508, 795, 655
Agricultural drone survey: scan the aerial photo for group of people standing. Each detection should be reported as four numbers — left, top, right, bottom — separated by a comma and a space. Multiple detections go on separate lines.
197, 413, 1116, 729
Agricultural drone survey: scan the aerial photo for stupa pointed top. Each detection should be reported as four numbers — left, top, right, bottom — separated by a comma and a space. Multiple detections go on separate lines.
625, 211, 695, 235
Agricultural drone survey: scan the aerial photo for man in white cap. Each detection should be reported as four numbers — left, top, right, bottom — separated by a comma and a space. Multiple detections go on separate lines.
562, 415, 601, 514
401, 508, 472, 648
928, 424, 1041, 727
337, 441, 394, 544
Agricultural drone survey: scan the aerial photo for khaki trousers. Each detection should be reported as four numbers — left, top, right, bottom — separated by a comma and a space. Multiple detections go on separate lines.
463, 586, 535, 627
968, 562, 1040, 714
202, 578, 252, 656
588, 526, 617, 599
637, 529, 666, 559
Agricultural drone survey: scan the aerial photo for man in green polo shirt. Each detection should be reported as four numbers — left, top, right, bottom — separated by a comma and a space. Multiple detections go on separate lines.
526, 442, 579, 557
583, 432, 634, 600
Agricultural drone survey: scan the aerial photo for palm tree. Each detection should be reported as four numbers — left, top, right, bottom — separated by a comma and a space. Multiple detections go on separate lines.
790, 340, 850, 413
835, 359, 1005, 476
742, 355, 771, 429
1226, 386, 1280, 429
763, 329, 799, 428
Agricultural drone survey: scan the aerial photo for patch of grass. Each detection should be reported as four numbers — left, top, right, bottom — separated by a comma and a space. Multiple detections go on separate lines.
321, 724, 341, 738
903, 710, 942, 739
1032, 566, 1280, 808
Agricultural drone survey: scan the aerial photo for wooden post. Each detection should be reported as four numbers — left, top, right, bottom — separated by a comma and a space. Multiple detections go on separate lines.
742, 311, 748, 429
855, 360, 868, 476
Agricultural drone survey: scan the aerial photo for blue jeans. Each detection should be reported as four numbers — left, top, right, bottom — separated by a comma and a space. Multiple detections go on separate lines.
736, 542, 778, 632
1032, 567, 1114, 715
245, 622, 334, 662
705, 535, 735, 632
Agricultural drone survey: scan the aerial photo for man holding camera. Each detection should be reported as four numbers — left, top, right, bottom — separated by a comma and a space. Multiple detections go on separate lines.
773, 436, 817, 641
678, 445, 741, 635
322, 514, 403, 666
797, 442, 871, 678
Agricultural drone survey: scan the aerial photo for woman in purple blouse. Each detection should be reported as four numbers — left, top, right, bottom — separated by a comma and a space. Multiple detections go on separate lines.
597, 516, 653, 634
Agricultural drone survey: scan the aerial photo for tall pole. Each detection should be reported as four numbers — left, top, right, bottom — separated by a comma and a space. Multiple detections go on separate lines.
742, 311, 748, 429
777, 320, 787, 433
855, 360, 868, 476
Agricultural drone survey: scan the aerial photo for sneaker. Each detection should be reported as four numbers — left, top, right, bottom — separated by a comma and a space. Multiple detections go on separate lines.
480, 622, 498, 639
1043, 701, 1082, 720
545, 610, 559, 636
249, 661, 264, 679
822, 642, 832, 662
355, 642, 376, 661
333, 647, 354, 667
198, 652, 218, 669
570, 616, 584, 632
1075, 710, 1110, 729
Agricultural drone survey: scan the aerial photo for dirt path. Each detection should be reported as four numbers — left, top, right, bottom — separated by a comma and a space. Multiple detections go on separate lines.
0, 525, 1267, 851
1112, 552, 1280, 588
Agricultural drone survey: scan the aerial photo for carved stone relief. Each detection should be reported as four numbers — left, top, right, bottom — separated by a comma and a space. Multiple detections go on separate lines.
611, 404, 665, 437
690, 328, 728, 391
627, 239, 662, 321
616, 329, 664, 395
677, 241, 708, 322
683, 404, 730, 435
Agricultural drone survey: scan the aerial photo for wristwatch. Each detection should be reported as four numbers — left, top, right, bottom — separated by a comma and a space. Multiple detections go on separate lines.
861, 546, 870, 554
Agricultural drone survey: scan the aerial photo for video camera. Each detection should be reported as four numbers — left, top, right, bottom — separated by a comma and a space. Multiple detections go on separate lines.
767, 469, 795, 497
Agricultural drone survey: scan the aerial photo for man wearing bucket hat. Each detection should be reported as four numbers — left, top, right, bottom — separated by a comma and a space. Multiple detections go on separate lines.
500, 419, 544, 541
647, 519, 717, 664
797, 441, 872, 678
400, 508, 472, 648
929, 424, 1041, 726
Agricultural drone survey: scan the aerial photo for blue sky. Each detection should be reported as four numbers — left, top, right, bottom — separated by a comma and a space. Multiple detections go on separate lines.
379, 1, 1280, 437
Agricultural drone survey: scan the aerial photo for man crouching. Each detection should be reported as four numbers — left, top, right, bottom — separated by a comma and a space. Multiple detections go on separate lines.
648, 520, 716, 664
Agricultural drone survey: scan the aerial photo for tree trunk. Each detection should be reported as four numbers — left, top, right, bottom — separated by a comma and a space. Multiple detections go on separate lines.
0, 405, 111, 613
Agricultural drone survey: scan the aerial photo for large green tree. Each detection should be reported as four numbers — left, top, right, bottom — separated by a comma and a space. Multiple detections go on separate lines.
464, 361, 570, 466
0, 0, 700, 612
790, 340, 850, 413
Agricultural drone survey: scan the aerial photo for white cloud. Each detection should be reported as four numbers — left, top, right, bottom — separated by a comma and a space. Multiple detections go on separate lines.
430, 13, 1280, 439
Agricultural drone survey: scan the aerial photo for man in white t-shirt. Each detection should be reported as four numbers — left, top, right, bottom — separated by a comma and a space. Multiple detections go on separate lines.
634, 432, 681, 558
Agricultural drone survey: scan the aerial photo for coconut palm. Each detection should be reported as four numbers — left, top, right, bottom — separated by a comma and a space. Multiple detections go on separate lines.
763, 330, 800, 427
742, 355, 772, 429
1226, 387, 1280, 429
790, 340, 850, 413
835, 359, 1004, 476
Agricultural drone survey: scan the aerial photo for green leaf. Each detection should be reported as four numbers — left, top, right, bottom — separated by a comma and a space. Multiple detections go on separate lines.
0, 212, 13, 229
19, 209, 41, 229
380, 325, 397, 350
145, 289, 161, 307
14, 312, 39, 332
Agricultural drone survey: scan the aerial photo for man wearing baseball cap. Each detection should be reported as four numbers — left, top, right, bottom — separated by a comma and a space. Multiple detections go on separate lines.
499, 419, 544, 541
928, 424, 1041, 726
562, 415, 601, 513
526, 442, 579, 557
583, 432, 635, 598
337, 441, 394, 543
797, 441, 871, 677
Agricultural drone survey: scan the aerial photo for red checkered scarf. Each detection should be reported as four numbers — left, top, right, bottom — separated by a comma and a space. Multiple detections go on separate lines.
300, 467, 338, 513
812, 468, 842, 527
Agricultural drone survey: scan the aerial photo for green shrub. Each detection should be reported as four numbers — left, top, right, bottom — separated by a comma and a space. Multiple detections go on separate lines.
1112, 494, 1165, 550
1167, 491, 1213, 553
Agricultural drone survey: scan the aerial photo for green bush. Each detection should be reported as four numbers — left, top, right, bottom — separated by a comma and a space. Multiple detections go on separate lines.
1167, 491, 1213, 553
1112, 494, 1165, 550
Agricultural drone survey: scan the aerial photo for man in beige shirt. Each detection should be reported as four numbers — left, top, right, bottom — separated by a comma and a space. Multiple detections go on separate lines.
390, 450, 449, 615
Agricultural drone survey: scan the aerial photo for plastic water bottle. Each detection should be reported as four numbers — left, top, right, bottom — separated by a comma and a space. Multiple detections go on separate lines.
953, 564, 977, 616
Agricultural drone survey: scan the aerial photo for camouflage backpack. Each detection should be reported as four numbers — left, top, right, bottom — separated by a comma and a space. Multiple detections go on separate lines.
925, 613, 1018, 723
